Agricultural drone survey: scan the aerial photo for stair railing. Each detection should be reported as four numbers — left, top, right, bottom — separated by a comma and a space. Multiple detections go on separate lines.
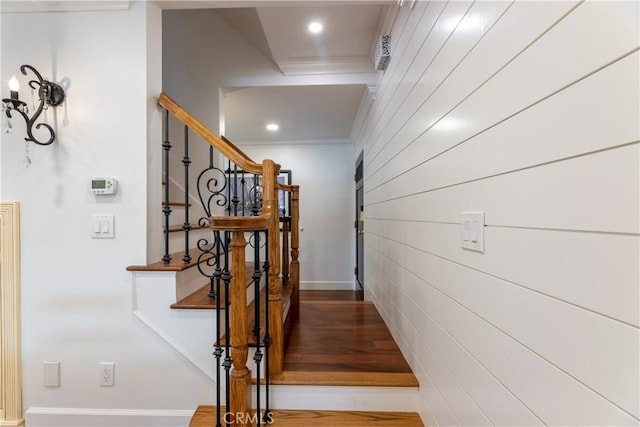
158, 92, 295, 426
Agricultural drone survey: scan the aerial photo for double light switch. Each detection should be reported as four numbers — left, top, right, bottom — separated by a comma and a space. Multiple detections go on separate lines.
92, 214, 115, 239
461, 211, 484, 253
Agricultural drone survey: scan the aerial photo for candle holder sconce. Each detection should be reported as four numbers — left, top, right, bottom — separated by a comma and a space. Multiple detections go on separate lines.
2, 64, 65, 146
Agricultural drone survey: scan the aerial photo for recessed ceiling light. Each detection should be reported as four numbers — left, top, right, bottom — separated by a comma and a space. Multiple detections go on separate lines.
308, 22, 323, 34
266, 123, 279, 131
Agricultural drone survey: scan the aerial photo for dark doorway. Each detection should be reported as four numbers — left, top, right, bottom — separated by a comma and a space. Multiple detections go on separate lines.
355, 151, 364, 300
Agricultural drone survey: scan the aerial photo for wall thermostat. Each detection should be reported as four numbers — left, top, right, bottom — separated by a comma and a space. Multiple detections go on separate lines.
91, 177, 118, 195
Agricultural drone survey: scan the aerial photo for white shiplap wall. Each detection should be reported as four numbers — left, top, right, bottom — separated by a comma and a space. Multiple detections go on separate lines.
353, 1, 640, 425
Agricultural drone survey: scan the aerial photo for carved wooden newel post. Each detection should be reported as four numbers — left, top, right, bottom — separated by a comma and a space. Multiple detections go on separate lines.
230, 230, 250, 425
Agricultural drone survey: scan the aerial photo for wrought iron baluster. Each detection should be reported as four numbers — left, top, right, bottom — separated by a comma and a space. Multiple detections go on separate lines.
251, 174, 260, 216
226, 160, 232, 217
195, 155, 228, 301
262, 230, 272, 424
222, 231, 232, 424
231, 165, 239, 216
213, 230, 223, 426
162, 109, 172, 264
252, 231, 263, 426
240, 170, 246, 216
182, 125, 192, 263
210, 231, 222, 300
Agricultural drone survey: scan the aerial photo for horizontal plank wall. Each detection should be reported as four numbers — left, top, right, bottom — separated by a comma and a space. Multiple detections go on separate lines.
354, 1, 640, 425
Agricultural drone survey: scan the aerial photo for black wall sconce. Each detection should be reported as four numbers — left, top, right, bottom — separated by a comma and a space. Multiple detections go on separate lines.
2, 64, 65, 146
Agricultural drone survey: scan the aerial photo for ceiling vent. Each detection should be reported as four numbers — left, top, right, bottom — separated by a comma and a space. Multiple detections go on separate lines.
374, 35, 391, 71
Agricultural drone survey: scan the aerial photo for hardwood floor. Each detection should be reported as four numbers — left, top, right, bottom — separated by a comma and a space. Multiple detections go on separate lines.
266, 289, 419, 386
282, 291, 416, 380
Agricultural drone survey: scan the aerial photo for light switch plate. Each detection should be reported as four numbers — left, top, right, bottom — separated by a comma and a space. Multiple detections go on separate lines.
461, 211, 485, 253
91, 214, 115, 239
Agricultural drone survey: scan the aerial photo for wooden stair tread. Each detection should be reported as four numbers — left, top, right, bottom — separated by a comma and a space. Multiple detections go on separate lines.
267, 371, 419, 388
166, 201, 191, 207
126, 249, 216, 272
170, 262, 257, 309
190, 406, 423, 426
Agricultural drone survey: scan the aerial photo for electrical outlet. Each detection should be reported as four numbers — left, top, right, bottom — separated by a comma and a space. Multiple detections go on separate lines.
99, 362, 114, 386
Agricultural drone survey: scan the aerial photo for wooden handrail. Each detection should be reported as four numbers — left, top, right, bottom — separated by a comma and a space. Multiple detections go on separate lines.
220, 135, 260, 168
158, 92, 262, 174
210, 215, 270, 231
278, 182, 296, 192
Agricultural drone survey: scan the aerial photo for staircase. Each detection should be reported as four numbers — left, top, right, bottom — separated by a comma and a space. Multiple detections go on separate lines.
127, 93, 422, 426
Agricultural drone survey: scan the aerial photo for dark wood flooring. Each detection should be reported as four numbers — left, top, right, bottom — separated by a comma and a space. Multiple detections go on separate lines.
273, 290, 418, 387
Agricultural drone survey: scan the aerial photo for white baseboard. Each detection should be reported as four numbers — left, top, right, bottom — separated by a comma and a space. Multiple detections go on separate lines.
25, 407, 194, 427
300, 281, 355, 291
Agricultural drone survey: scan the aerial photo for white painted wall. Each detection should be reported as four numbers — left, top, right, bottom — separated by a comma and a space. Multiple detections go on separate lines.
240, 143, 355, 288
353, 1, 640, 425
1, 3, 214, 425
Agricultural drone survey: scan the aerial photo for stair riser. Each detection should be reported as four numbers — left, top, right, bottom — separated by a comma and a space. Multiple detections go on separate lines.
167, 229, 213, 256
250, 385, 419, 412
176, 264, 211, 301
212, 385, 419, 413
167, 213, 206, 228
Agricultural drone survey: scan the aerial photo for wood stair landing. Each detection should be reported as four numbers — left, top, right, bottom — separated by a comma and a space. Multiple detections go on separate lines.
274, 291, 419, 388
190, 406, 424, 426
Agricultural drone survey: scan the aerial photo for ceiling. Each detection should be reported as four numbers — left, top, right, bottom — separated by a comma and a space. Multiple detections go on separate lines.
161, 1, 395, 144
224, 85, 368, 143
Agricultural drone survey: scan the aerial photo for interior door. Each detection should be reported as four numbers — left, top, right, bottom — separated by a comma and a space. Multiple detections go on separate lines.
355, 152, 364, 299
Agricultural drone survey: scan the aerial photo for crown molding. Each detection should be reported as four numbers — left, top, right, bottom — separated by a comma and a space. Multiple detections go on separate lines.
235, 138, 352, 148
277, 56, 374, 76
